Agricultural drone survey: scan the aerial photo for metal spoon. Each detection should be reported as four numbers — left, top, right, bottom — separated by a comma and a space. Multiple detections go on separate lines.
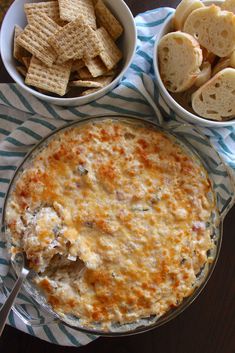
0, 255, 29, 336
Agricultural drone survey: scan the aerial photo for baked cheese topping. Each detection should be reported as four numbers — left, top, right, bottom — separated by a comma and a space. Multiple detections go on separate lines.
6, 119, 215, 329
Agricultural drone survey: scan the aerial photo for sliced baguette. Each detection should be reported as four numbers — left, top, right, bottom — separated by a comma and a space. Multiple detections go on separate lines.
158, 31, 202, 93
201, 47, 216, 65
194, 61, 211, 87
230, 50, 235, 66
221, 0, 235, 13
173, 0, 204, 30
191, 68, 235, 120
212, 50, 235, 76
212, 57, 231, 76
184, 5, 235, 57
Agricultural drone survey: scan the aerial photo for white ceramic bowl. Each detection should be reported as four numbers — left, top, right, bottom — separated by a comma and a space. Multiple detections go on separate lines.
0, 0, 137, 106
153, 0, 235, 127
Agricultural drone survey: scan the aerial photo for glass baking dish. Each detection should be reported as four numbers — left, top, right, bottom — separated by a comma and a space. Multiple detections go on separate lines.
0, 115, 234, 336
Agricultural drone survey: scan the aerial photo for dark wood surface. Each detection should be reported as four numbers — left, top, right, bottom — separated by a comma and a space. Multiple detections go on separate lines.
0, 1, 235, 352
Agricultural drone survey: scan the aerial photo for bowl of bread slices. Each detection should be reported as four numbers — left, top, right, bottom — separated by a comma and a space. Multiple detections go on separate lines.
154, 0, 235, 126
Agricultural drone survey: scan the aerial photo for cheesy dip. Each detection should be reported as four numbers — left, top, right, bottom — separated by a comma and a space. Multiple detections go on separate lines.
6, 119, 215, 330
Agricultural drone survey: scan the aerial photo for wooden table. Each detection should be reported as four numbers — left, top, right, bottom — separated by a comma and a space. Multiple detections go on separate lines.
0, 1, 235, 352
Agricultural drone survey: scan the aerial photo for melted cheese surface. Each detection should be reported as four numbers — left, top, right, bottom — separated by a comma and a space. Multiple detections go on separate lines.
6, 120, 215, 329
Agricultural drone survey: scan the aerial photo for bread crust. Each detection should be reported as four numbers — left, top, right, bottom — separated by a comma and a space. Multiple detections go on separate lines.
174, 0, 204, 30
212, 50, 235, 76
184, 5, 235, 57
158, 31, 202, 93
221, 0, 235, 14
194, 61, 211, 87
192, 68, 235, 120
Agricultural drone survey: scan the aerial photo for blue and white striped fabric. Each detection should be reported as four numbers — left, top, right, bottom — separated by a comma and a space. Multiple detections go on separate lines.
0, 7, 234, 346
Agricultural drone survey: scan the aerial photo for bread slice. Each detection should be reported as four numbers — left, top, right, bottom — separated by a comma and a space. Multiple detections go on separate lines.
212, 50, 235, 76
158, 31, 203, 93
191, 68, 235, 120
194, 61, 211, 87
201, 47, 216, 65
184, 5, 235, 57
174, 0, 204, 30
212, 57, 231, 76
221, 0, 235, 13
230, 50, 235, 66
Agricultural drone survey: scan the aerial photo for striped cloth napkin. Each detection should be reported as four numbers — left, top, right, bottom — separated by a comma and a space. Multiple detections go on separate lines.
0, 7, 234, 347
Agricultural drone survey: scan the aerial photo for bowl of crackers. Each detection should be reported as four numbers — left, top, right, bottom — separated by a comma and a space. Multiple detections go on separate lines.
153, 0, 235, 127
1, 0, 137, 106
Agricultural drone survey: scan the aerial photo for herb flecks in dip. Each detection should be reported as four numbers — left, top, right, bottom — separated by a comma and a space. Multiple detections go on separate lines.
6, 119, 215, 330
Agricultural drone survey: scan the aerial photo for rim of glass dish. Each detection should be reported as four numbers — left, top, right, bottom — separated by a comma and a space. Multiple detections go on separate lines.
1, 115, 233, 336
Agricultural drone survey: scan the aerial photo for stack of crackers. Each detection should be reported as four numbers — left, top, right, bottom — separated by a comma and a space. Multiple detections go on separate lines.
13, 0, 123, 97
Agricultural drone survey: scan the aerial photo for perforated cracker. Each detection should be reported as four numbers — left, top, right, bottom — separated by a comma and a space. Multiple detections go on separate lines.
84, 56, 107, 77
78, 67, 93, 79
81, 87, 100, 96
25, 56, 72, 96
16, 13, 60, 67
49, 17, 100, 63
95, 0, 123, 40
92, 75, 114, 87
70, 75, 114, 89
96, 27, 122, 70
24, 2, 65, 26
69, 79, 103, 88
13, 25, 31, 64
58, 0, 96, 28
78, 64, 116, 79
78, 67, 114, 80
71, 59, 85, 72
22, 56, 31, 69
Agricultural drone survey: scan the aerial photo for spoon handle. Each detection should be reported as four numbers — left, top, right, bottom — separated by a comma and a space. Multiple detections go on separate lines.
0, 268, 28, 336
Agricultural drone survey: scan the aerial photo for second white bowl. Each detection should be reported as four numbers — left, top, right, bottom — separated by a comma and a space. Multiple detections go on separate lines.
153, 0, 235, 127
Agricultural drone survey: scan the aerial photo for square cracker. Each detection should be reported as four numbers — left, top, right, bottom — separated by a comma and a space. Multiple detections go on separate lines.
70, 75, 113, 87
22, 56, 31, 69
95, 0, 123, 40
49, 17, 100, 63
16, 13, 60, 67
71, 59, 85, 72
84, 56, 107, 77
81, 87, 100, 96
24, 2, 65, 26
13, 25, 31, 64
94, 75, 114, 86
78, 65, 116, 79
25, 56, 72, 96
78, 67, 93, 79
58, 0, 96, 28
96, 27, 122, 70
69, 79, 103, 88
